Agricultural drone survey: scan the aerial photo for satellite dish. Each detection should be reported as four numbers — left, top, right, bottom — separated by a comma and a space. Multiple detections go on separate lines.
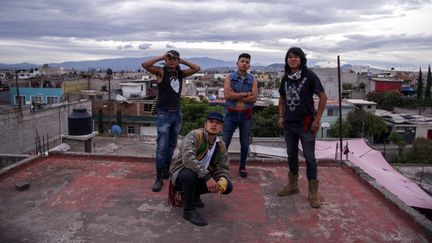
111, 124, 122, 137
321, 122, 330, 128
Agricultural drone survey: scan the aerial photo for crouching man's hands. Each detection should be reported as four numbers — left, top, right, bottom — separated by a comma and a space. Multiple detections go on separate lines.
206, 178, 219, 193
217, 177, 228, 194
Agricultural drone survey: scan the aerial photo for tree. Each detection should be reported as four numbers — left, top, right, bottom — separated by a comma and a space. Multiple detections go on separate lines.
367, 90, 401, 111
425, 65, 432, 99
417, 67, 423, 100
97, 109, 104, 134
405, 138, 432, 164
251, 106, 283, 137
180, 97, 222, 136
342, 83, 354, 90
328, 110, 388, 141
328, 119, 352, 138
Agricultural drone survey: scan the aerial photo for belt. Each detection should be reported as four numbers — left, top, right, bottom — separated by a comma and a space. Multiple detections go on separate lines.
227, 107, 253, 119
159, 107, 180, 112
227, 107, 253, 113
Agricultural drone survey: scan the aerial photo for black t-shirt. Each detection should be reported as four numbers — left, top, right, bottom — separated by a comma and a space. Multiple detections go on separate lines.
278, 68, 324, 122
157, 66, 184, 109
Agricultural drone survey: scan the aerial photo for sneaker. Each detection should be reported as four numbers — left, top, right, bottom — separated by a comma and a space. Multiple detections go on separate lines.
183, 210, 208, 226
239, 168, 248, 178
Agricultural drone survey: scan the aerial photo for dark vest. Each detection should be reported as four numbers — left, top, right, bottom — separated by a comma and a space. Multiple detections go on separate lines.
157, 66, 183, 109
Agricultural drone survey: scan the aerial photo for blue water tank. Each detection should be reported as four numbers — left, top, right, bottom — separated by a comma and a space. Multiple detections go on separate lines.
68, 108, 93, 135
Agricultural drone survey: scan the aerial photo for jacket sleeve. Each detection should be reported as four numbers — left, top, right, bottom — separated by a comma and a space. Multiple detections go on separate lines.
180, 130, 211, 179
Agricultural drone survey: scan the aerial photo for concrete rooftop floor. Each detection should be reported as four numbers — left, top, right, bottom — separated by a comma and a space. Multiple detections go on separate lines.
0, 153, 431, 242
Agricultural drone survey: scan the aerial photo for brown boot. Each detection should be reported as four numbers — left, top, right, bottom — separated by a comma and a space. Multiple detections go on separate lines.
277, 172, 299, 196
308, 179, 320, 208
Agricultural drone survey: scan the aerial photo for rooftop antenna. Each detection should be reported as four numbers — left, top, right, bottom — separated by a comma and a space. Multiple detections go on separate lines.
338, 56, 343, 163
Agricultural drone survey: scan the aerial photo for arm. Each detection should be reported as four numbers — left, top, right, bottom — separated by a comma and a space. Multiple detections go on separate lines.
239, 77, 258, 103
223, 75, 250, 100
141, 55, 165, 81
311, 91, 327, 133
180, 58, 201, 77
278, 96, 286, 129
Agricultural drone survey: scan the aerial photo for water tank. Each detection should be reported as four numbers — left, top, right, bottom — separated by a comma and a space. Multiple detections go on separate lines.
68, 108, 93, 135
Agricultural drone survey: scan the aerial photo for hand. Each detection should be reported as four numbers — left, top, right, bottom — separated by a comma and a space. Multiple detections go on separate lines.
278, 117, 284, 129
206, 178, 219, 193
217, 177, 228, 194
311, 119, 320, 134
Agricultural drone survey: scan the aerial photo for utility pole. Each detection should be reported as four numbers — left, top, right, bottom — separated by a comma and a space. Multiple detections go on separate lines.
337, 56, 343, 163
15, 70, 22, 110
107, 68, 113, 130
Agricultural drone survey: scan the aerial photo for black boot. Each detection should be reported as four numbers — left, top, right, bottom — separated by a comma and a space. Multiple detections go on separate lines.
183, 209, 208, 226
151, 168, 163, 192
162, 165, 170, 179
195, 194, 204, 208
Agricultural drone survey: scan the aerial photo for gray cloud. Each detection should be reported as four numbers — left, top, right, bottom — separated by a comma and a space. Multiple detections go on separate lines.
0, 0, 431, 69
138, 43, 151, 50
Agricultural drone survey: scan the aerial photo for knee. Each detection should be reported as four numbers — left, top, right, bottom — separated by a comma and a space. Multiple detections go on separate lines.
178, 168, 198, 182
223, 179, 234, 195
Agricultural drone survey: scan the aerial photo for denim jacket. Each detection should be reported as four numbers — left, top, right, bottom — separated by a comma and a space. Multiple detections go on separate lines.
226, 71, 255, 110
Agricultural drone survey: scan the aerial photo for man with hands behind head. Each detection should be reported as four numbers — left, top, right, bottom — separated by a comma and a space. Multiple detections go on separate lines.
142, 50, 200, 192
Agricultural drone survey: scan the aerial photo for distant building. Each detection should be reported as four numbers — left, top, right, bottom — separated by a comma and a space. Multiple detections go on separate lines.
317, 99, 355, 138
346, 99, 377, 113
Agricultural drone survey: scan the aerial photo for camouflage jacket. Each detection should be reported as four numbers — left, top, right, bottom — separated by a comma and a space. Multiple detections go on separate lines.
169, 128, 230, 183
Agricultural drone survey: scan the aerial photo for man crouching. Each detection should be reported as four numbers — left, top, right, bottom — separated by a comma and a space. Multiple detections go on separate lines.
168, 111, 233, 226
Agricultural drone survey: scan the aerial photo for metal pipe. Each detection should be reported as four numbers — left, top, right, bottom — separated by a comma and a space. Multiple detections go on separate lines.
337, 55, 343, 163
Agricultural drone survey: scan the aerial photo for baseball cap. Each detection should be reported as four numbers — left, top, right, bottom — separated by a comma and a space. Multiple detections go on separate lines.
167, 50, 180, 58
207, 111, 224, 123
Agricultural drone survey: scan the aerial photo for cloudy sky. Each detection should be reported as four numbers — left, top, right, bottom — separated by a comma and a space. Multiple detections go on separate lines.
1, 0, 431, 70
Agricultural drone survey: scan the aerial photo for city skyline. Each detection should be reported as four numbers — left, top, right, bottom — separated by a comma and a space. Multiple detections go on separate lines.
1, 0, 431, 71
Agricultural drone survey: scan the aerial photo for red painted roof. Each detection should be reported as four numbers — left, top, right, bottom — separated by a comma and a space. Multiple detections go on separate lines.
0, 154, 430, 242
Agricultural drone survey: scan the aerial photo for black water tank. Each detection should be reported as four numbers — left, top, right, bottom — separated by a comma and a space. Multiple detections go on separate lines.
68, 108, 93, 135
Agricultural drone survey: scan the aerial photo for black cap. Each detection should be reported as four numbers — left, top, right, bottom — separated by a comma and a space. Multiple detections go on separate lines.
167, 50, 180, 58
207, 111, 224, 122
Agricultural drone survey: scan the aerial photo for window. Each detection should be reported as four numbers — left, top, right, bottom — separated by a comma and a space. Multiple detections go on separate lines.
15, 95, 25, 105
31, 95, 44, 103
47, 96, 59, 104
141, 85, 144, 91
127, 126, 135, 134
144, 104, 152, 112
367, 105, 371, 109
327, 108, 339, 116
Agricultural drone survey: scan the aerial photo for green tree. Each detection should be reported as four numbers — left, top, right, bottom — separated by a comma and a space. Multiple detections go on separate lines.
180, 97, 221, 136
417, 67, 423, 100
328, 110, 388, 141
367, 90, 401, 111
97, 109, 104, 134
328, 119, 352, 138
425, 65, 432, 99
342, 83, 354, 90
251, 105, 283, 137
405, 138, 432, 164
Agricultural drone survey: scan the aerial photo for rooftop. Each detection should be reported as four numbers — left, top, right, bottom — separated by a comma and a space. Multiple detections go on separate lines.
0, 153, 431, 242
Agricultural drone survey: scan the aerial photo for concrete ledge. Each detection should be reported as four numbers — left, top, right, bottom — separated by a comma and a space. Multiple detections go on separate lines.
344, 160, 432, 236
0, 154, 42, 176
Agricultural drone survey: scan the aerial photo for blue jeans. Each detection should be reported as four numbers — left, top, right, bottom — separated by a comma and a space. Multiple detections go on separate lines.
156, 109, 182, 169
222, 111, 253, 168
283, 120, 317, 180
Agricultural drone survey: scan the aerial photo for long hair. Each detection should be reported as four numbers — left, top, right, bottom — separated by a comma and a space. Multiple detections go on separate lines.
284, 47, 307, 74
